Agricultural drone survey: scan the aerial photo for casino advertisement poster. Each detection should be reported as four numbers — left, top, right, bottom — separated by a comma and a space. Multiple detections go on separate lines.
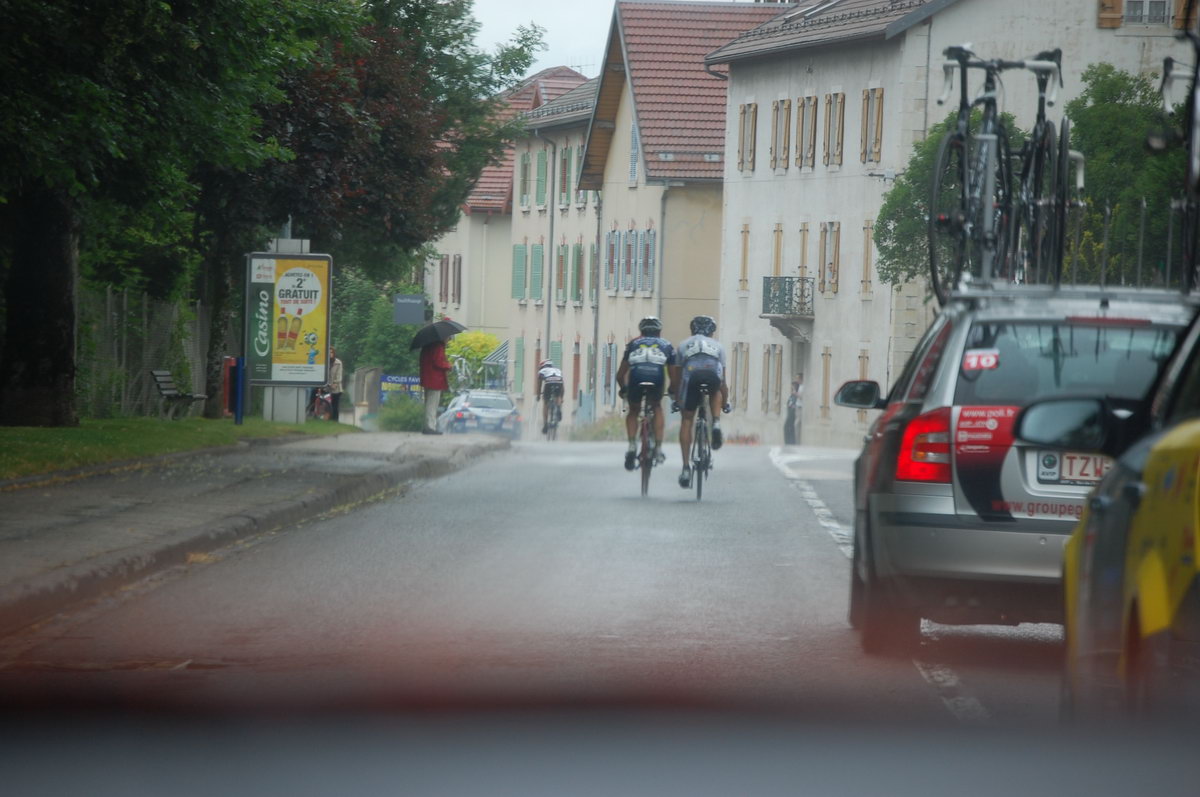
244, 253, 332, 385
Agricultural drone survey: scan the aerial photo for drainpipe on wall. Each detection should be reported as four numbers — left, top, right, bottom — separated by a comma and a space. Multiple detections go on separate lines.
535, 128, 557, 372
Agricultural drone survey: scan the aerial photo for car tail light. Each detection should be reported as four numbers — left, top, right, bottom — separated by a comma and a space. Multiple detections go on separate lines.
896, 407, 952, 483
455, 411, 465, 419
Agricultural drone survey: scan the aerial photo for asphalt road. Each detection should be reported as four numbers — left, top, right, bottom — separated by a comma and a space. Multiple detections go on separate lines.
0, 441, 1062, 728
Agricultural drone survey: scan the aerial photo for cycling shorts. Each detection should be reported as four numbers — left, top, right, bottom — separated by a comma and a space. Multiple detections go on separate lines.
680, 367, 721, 412
542, 381, 564, 400
626, 374, 664, 404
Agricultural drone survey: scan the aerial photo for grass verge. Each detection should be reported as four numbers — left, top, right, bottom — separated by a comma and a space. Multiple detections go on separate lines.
0, 417, 357, 481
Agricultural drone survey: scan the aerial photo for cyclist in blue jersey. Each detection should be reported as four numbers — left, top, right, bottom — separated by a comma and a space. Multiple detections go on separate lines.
616, 316, 676, 471
673, 315, 729, 488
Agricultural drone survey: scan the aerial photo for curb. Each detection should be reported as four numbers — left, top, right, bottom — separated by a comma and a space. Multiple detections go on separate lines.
0, 436, 509, 639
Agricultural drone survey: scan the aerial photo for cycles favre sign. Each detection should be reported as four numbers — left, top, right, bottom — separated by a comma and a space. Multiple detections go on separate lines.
245, 253, 333, 385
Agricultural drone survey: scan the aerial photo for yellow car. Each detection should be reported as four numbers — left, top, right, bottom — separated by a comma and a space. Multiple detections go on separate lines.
1020, 317, 1200, 720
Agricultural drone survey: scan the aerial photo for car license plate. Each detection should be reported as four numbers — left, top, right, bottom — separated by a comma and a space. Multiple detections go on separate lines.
1037, 451, 1111, 485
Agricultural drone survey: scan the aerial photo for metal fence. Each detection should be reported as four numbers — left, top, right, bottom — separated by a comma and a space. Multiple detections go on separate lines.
762, 276, 816, 316
75, 285, 208, 418
1060, 196, 1188, 290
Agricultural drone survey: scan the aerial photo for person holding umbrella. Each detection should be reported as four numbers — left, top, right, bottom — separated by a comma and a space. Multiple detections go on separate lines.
412, 319, 466, 435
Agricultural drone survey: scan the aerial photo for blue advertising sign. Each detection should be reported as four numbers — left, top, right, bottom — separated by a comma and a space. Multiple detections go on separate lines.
380, 374, 422, 404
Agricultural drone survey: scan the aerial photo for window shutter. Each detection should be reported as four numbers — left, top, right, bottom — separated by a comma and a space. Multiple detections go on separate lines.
589, 243, 598, 302
1098, 0, 1123, 27
576, 148, 586, 203
571, 243, 580, 301
806, 97, 818, 166
520, 152, 530, 207
635, 230, 645, 291
773, 223, 783, 277
834, 93, 845, 165
737, 104, 746, 170
831, 221, 841, 293
646, 230, 656, 292
873, 88, 884, 162
556, 244, 567, 301
748, 103, 758, 170
770, 100, 779, 169
511, 244, 527, 299
453, 254, 462, 304
563, 146, 572, 205
777, 99, 787, 169
818, 222, 827, 292
629, 122, 640, 183
795, 99, 805, 168
531, 243, 544, 299
514, 337, 525, 394
549, 340, 563, 369
862, 219, 874, 293
799, 222, 809, 280
439, 255, 448, 303
861, 89, 870, 163
740, 223, 750, 290
606, 231, 616, 289
823, 94, 832, 166
536, 151, 547, 206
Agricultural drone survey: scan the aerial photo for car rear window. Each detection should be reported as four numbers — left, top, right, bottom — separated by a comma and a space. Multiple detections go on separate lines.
467, 396, 512, 409
954, 321, 1179, 407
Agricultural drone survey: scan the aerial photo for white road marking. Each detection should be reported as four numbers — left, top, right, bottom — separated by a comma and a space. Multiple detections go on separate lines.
769, 446, 993, 726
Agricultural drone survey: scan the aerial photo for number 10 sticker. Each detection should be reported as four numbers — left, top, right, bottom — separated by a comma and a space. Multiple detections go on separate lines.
962, 348, 1000, 371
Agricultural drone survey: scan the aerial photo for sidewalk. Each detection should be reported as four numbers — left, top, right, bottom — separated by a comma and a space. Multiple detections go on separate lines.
0, 431, 510, 638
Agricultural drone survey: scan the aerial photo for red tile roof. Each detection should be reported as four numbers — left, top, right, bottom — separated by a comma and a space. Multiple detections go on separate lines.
582, 1, 791, 186
706, 0, 938, 65
465, 67, 588, 213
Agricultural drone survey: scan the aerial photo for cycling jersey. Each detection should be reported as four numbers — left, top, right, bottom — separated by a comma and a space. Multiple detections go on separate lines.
622, 335, 675, 401
538, 365, 564, 383
677, 334, 725, 411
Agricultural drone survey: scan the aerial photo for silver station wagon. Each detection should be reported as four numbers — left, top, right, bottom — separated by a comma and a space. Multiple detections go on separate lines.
834, 285, 1198, 654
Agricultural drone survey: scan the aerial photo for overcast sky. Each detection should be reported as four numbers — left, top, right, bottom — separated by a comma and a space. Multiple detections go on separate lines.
469, 0, 616, 78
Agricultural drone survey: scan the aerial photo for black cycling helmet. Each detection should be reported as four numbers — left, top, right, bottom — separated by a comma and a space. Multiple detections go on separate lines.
638, 316, 663, 335
690, 315, 716, 336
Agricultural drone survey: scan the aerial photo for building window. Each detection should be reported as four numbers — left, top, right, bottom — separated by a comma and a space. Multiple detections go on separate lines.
773, 223, 783, 277
556, 242, 568, 303
536, 150, 548, 207
629, 122, 640, 183
605, 229, 618, 290
511, 243, 527, 300
771, 99, 791, 170
571, 241, 584, 302
738, 102, 758, 172
514, 337, 525, 394
818, 221, 841, 293
624, 229, 636, 291
862, 219, 874, 294
796, 96, 818, 168
452, 254, 462, 304
823, 92, 845, 166
575, 147, 587, 205
589, 242, 598, 303
439, 255, 449, 304
642, 229, 656, 292
861, 88, 884, 163
1126, 1, 1168, 23
559, 146, 572, 207
519, 152, 531, 209
799, 222, 810, 279
740, 223, 750, 290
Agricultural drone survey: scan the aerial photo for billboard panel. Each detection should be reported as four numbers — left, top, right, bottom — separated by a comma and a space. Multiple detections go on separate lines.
245, 253, 333, 386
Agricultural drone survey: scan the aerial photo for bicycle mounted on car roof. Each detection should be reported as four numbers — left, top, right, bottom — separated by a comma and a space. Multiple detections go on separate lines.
929, 44, 1082, 305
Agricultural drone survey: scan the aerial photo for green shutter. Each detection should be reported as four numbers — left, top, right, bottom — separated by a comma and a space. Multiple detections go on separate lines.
589, 243, 598, 302
514, 337, 525, 394
511, 244, 527, 299
571, 243, 581, 301
536, 151, 547, 206
549, 340, 563, 369
562, 146, 572, 205
531, 243, 544, 299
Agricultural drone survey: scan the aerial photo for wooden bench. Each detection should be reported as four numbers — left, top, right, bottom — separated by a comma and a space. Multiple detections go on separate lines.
150, 370, 207, 419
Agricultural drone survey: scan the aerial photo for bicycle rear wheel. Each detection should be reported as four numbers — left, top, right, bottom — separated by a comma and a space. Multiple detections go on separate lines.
693, 417, 709, 501
929, 132, 969, 305
639, 412, 653, 497
984, 125, 1015, 284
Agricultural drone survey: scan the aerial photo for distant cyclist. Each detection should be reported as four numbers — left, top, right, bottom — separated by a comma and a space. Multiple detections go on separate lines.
616, 316, 675, 471
674, 315, 729, 488
535, 358, 565, 434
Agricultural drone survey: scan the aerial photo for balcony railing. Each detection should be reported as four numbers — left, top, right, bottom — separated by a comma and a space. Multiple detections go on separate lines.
762, 276, 815, 317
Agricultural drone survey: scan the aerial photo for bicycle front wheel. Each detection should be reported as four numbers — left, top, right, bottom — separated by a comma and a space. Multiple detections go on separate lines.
929, 132, 969, 305
1013, 123, 1056, 285
1052, 118, 1072, 286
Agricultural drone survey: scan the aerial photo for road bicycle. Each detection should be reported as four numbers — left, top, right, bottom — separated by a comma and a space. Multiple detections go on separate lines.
544, 387, 562, 441
633, 381, 662, 497
1007, 49, 1065, 286
688, 384, 714, 501
929, 45, 1061, 305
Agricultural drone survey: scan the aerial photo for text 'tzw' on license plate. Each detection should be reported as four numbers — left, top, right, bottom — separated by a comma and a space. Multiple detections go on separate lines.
1037, 451, 1112, 485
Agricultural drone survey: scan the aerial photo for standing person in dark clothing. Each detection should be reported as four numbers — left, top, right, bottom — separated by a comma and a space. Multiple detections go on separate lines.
419, 338, 453, 434
785, 374, 803, 445
327, 347, 344, 422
